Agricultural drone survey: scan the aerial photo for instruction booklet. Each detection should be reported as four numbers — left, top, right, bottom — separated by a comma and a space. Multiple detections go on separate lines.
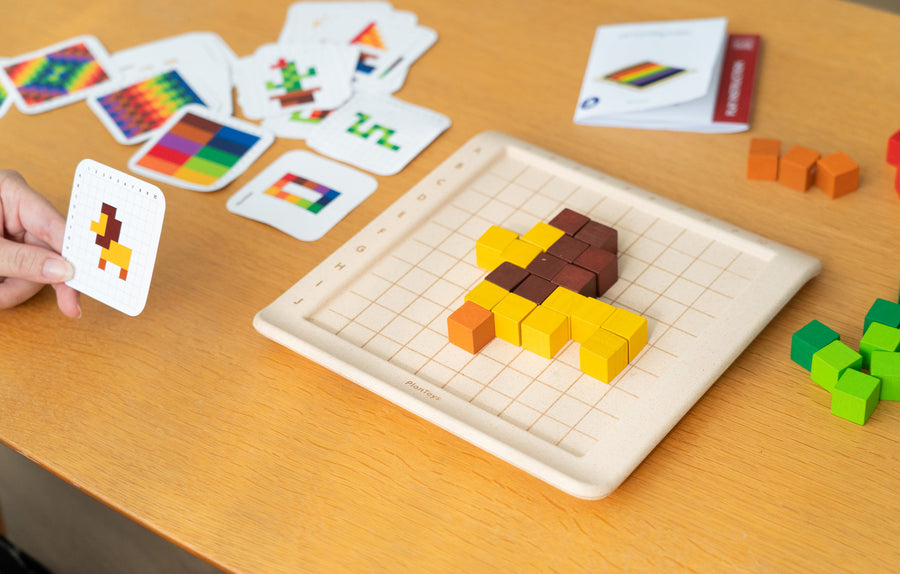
574, 18, 760, 133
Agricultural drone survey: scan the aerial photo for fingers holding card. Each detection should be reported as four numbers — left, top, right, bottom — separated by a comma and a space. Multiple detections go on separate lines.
62, 160, 165, 317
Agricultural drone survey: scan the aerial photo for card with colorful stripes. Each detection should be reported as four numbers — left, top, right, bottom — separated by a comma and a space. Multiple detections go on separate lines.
0, 65, 12, 119
87, 68, 210, 145
226, 150, 377, 241
1, 35, 116, 114
128, 104, 274, 192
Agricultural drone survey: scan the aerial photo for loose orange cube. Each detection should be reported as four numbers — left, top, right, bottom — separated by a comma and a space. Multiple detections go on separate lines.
447, 301, 495, 354
747, 138, 780, 180
815, 152, 859, 199
778, 146, 820, 191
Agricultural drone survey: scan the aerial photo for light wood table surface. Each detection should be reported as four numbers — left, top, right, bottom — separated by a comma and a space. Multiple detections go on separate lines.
2, 1, 898, 572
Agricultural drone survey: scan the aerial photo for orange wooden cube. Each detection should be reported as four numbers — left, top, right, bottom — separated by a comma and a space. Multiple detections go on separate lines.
816, 151, 859, 198
747, 138, 780, 180
447, 301, 495, 354
778, 145, 820, 191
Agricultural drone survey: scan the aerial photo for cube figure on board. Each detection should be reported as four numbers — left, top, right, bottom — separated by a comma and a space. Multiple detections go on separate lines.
475, 225, 518, 271
449, 208, 643, 384
548, 208, 590, 236
447, 301, 495, 354
581, 329, 629, 383
521, 305, 569, 359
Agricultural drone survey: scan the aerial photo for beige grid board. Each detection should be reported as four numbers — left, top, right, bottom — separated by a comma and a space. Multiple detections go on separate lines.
311, 155, 765, 456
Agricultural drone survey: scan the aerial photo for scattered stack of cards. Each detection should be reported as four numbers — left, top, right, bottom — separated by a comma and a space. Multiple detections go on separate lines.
0, 2, 452, 315
243, 1, 450, 176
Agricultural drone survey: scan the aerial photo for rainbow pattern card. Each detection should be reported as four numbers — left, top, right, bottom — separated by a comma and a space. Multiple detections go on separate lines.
0, 67, 12, 119
62, 159, 166, 317
1, 35, 116, 114
226, 150, 377, 241
87, 68, 210, 145
128, 104, 274, 192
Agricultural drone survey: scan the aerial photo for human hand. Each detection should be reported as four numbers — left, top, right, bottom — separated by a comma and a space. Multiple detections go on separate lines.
0, 170, 81, 317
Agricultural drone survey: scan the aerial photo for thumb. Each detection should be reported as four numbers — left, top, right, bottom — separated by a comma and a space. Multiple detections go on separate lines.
0, 238, 75, 283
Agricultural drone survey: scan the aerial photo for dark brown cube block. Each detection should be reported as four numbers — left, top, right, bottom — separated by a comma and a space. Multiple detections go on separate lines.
548, 208, 590, 236
552, 264, 598, 297
573, 246, 618, 296
485, 261, 530, 291
526, 253, 567, 281
547, 234, 589, 263
513, 274, 558, 305
574, 220, 618, 254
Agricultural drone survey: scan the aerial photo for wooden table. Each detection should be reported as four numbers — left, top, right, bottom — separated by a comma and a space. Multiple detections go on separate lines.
2, 1, 898, 572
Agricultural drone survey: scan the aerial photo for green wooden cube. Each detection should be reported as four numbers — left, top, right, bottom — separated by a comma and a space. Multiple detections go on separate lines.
810, 340, 862, 392
859, 322, 900, 370
791, 320, 840, 371
831, 369, 881, 425
869, 350, 900, 401
864, 298, 900, 332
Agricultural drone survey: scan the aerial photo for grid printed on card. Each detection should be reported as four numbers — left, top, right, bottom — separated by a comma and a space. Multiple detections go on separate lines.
309, 152, 766, 456
63, 160, 165, 316
254, 132, 819, 499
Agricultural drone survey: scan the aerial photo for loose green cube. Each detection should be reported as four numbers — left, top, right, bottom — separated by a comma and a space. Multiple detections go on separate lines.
831, 369, 881, 425
864, 298, 900, 332
859, 322, 900, 369
869, 350, 900, 401
810, 340, 862, 392
791, 320, 840, 371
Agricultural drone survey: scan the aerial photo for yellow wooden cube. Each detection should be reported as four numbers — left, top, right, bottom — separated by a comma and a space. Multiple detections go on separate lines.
580, 329, 628, 383
602, 308, 648, 361
571, 297, 616, 343
501, 239, 542, 269
492, 292, 537, 346
540, 287, 585, 339
521, 221, 565, 252
476, 225, 518, 270
465, 280, 509, 310
521, 305, 569, 359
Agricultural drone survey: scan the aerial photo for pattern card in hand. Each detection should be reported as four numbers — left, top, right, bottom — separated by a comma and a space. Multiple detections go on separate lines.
1, 35, 115, 114
128, 104, 274, 192
233, 42, 357, 120
226, 150, 377, 241
62, 159, 165, 317
87, 69, 209, 145
112, 32, 236, 116
307, 93, 450, 175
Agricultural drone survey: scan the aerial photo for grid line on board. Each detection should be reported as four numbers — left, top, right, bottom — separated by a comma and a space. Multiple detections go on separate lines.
309, 154, 767, 456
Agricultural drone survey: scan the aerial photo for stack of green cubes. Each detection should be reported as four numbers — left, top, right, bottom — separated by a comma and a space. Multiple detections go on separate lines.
791, 295, 900, 425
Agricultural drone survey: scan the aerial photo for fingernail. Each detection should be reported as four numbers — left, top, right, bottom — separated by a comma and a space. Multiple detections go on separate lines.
43, 258, 75, 282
